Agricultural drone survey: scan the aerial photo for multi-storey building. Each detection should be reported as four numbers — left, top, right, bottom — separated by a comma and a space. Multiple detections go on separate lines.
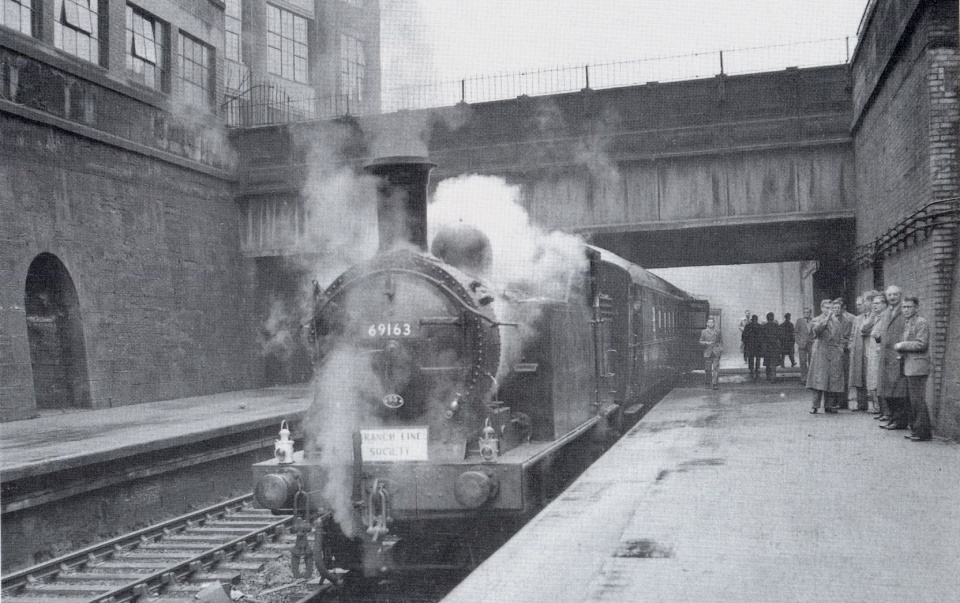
0, 0, 380, 421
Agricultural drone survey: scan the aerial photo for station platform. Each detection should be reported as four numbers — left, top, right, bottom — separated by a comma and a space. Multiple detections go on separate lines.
444, 381, 960, 602
0, 385, 312, 485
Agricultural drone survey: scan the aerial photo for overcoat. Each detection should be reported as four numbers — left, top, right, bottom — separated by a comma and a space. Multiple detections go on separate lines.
759, 321, 782, 359
806, 314, 844, 392
780, 320, 795, 354
877, 305, 908, 398
742, 321, 762, 357
862, 313, 883, 390
848, 314, 870, 388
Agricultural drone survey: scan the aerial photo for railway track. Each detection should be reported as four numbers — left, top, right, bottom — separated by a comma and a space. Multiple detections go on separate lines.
1, 495, 295, 603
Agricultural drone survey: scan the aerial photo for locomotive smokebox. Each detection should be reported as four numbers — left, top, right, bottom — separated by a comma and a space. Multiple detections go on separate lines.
364, 156, 436, 252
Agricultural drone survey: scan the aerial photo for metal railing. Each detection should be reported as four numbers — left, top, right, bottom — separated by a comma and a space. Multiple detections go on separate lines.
850, 198, 960, 268
222, 37, 854, 127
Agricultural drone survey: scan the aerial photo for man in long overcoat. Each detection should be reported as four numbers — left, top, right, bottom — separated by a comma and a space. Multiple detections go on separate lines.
848, 293, 876, 411
837, 300, 857, 409
875, 286, 909, 430
759, 312, 781, 382
807, 300, 845, 413
742, 315, 762, 381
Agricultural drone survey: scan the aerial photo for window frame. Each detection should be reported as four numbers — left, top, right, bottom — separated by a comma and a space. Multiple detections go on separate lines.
126, 4, 168, 92
266, 3, 309, 84
1, 0, 34, 37
177, 31, 214, 108
54, 0, 102, 65
339, 29, 365, 102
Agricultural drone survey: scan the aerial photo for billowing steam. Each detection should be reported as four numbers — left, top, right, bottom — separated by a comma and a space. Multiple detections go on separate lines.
427, 174, 590, 381
298, 128, 380, 286
428, 174, 588, 297
302, 347, 382, 537
259, 298, 296, 361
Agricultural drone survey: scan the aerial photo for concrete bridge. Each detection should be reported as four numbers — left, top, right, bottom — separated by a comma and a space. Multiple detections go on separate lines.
235, 64, 854, 272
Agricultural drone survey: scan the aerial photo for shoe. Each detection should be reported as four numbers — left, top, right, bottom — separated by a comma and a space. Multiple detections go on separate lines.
810, 408, 818, 414
910, 436, 932, 442
825, 408, 838, 414
885, 425, 908, 431
874, 415, 888, 421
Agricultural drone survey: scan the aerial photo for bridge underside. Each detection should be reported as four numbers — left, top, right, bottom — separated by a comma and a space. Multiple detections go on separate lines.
584, 213, 855, 269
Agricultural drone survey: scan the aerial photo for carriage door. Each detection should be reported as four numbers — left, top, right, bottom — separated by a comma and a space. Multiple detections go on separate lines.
681, 299, 711, 372
629, 284, 644, 392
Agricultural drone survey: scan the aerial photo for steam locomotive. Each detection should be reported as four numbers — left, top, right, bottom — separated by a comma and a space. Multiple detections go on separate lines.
252, 157, 708, 579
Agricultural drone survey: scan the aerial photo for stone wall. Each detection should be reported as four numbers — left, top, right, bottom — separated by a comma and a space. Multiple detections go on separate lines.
0, 114, 260, 421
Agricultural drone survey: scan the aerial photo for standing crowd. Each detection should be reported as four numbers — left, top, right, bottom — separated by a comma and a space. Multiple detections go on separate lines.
802, 286, 933, 442
700, 287, 933, 442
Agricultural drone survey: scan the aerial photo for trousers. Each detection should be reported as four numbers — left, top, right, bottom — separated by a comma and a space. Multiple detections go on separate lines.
907, 375, 931, 439
704, 355, 720, 387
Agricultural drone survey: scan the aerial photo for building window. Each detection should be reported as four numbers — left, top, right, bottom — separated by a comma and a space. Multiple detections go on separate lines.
266, 4, 308, 83
126, 5, 167, 92
54, 0, 101, 64
177, 32, 213, 107
340, 30, 365, 102
1, 0, 33, 36
224, 0, 242, 63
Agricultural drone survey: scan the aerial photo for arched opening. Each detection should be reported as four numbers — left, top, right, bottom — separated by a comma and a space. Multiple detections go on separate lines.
24, 253, 92, 410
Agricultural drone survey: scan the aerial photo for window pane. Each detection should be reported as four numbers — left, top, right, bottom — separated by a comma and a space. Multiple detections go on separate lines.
266, 4, 309, 83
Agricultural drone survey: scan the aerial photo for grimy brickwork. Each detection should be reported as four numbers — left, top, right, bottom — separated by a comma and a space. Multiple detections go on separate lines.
0, 113, 260, 421
852, 0, 959, 439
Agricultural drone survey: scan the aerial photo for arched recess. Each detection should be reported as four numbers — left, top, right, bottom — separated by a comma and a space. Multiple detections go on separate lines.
24, 253, 92, 409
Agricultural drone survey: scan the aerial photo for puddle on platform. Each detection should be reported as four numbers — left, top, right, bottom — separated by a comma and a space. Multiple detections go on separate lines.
614, 538, 674, 558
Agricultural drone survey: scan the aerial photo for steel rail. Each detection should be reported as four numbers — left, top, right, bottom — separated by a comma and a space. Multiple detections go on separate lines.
2, 493, 294, 603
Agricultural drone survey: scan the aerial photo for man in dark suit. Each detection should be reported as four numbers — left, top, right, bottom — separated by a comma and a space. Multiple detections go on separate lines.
875, 286, 909, 430
760, 312, 781, 383
894, 295, 932, 441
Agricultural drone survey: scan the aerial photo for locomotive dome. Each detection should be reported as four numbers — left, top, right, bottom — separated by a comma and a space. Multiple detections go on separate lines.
430, 222, 493, 276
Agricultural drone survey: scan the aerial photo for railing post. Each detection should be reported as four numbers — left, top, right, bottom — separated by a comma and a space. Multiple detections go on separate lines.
461, 79, 466, 103
719, 50, 724, 75
584, 65, 590, 90
845, 36, 850, 62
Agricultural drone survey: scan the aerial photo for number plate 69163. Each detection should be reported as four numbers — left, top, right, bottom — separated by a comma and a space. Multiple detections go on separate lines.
366, 322, 414, 337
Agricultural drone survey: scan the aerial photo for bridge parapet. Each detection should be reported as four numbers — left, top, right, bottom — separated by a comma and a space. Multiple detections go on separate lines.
233, 64, 853, 260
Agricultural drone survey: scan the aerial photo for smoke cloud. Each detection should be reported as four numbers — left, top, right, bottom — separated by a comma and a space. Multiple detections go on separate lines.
297, 126, 380, 287
303, 346, 382, 537
427, 174, 590, 381
428, 174, 588, 297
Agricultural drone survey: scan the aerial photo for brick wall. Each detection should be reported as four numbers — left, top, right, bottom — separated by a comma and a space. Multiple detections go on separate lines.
852, 0, 959, 439
853, 9, 931, 244
0, 114, 260, 421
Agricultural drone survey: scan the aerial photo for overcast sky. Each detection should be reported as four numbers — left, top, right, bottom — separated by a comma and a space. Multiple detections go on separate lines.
381, 0, 869, 103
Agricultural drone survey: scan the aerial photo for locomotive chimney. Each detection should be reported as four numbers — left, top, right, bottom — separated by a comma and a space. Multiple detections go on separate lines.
364, 156, 436, 252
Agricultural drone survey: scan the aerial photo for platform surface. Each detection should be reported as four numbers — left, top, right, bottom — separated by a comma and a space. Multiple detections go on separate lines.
0, 385, 312, 482
444, 382, 960, 602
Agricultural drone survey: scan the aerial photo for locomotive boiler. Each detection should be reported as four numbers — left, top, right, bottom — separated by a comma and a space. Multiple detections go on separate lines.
252, 156, 708, 579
